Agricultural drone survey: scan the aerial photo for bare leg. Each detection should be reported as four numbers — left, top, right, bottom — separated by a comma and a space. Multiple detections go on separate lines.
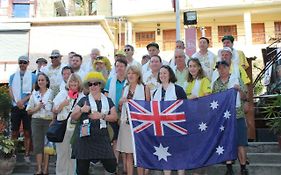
126, 153, 134, 175
177, 170, 185, 175
137, 167, 143, 175
35, 153, 43, 174
144, 169, 149, 175
11, 131, 19, 140
122, 152, 127, 173
163, 170, 171, 175
137, 167, 150, 175
112, 140, 119, 161
23, 130, 31, 156
226, 161, 232, 164
238, 146, 247, 165
43, 154, 49, 174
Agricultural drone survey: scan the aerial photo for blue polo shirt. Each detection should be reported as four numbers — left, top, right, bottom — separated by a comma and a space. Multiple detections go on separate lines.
104, 77, 126, 107
9, 72, 37, 106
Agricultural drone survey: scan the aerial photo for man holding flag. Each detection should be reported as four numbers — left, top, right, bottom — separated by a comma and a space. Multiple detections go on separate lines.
212, 60, 249, 175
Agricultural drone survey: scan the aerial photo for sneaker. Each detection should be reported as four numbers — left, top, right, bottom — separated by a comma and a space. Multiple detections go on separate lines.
241, 169, 249, 175
24, 155, 31, 164
225, 169, 234, 175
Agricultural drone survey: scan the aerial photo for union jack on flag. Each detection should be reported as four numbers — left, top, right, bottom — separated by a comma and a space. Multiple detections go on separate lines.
127, 88, 238, 170
128, 100, 188, 136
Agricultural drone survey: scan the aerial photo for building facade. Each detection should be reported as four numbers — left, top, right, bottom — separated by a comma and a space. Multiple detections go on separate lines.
98, 0, 281, 63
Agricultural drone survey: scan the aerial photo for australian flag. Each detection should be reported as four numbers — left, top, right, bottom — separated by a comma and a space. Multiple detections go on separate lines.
127, 88, 238, 170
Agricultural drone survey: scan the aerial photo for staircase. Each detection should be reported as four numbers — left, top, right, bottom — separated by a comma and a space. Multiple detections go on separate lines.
12, 142, 281, 175
206, 142, 281, 175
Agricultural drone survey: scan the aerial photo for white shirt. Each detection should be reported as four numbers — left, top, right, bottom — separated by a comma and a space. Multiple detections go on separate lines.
26, 89, 54, 120
192, 50, 216, 80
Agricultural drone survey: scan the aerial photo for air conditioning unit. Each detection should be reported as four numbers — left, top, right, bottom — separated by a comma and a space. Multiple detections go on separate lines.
54, 0, 66, 16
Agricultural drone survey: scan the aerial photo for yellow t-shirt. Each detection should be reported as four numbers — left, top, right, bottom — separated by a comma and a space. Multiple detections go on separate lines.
185, 77, 211, 98
230, 65, 251, 85
237, 50, 249, 70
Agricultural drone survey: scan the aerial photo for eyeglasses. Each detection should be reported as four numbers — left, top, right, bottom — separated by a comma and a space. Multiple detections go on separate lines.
124, 48, 131, 52
88, 82, 101, 87
19, 61, 28, 64
50, 56, 59, 59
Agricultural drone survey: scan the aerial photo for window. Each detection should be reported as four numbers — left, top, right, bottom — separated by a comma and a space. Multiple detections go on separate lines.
197, 26, 212, 47
12, 0, 31, 18
163, 29, 176, 51
252, 23, 265, 44
218, 25, 237, 42
13, 3, 30, 17
275, 21, 281, 39
135, 31, 155, 48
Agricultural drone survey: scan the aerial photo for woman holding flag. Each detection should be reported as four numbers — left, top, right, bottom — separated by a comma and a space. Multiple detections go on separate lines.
117, 65, 150, 175
185, 58, 211, 100
153, 65, 186, 175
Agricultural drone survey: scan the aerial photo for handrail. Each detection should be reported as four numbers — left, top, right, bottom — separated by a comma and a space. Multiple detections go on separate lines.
253, 38, 281, 87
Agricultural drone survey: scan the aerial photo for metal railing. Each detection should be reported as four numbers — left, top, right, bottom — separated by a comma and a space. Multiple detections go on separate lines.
253, 38, 281, 87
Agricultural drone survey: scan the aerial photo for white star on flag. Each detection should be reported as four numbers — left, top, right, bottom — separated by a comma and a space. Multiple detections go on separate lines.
219, 125, 225, 132
153, 143, 171, 161
223, 110, 231, 119
210, 100, 219, 110
198, 122, 208, 132
216, 146, 224, 155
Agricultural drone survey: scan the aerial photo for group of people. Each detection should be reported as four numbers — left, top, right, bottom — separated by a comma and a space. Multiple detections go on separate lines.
9, 35, 250, 175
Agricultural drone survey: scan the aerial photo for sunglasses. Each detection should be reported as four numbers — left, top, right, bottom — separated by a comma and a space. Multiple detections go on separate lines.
50, 56, 59, 59
124, 48, 131, 52
88, 82, 101, 87
96, 56, 104, 60
19, 61, 28, 64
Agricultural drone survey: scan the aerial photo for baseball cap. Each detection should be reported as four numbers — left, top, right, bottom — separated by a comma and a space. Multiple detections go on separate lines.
50, 49, 62, 58
18, 55, 29, 62
36, 57, 47, 64
215, 61, 230, 68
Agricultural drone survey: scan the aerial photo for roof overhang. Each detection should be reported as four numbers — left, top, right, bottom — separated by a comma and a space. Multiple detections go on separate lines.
0, 16, 115, 43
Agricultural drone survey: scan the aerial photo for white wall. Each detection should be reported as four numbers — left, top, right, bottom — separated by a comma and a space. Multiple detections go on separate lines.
29, 24, 114, 66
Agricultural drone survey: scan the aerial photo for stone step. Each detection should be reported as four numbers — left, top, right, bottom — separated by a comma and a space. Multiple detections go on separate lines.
14, 153, 281, 174
12, 142, 281, 174
205, 163, 281, 175
247, 152, 281, 164
247, 142, 280, 153
13, 163, 281, 175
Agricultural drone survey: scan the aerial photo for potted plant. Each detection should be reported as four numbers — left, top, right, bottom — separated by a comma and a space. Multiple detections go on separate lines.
0, 85, 12, 133
0, 85, 16, 175
263, 95, 281, 148
0, 134, 16, 175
